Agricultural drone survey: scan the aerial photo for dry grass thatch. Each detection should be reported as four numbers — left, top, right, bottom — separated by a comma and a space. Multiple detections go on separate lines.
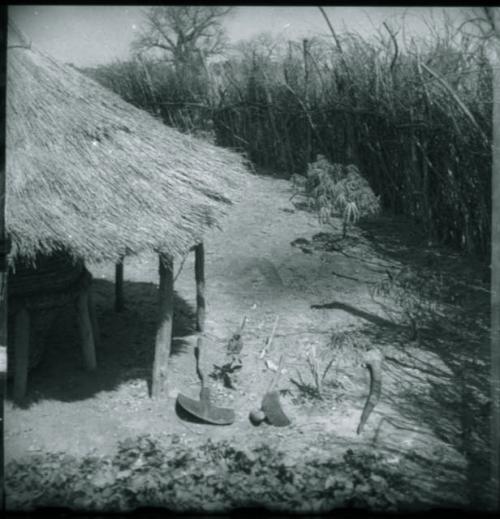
6, 33, 250, 266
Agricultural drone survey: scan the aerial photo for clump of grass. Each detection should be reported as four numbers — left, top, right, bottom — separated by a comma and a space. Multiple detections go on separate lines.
209, 359, 242, 389
291, 344, 336, 400
290, 329, 367, 402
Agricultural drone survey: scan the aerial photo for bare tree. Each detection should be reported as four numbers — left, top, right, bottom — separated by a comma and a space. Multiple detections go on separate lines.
233, 32, 288, 63
132, 6, 234, 69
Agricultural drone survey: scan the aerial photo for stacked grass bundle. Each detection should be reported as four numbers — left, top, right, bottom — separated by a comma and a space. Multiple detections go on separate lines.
304, 156, 381, 237
6, 34, 249, 267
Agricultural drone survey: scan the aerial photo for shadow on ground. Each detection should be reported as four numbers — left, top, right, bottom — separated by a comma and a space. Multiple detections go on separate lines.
305, 214, 492, 508
5, 279, 197, 407
354, 307, 490, 509
358, 215, 490, 293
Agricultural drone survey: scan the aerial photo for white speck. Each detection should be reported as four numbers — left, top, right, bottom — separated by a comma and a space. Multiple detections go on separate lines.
92, 140, 98, 146
266, 359, 278, 371
132, 24, 137, 30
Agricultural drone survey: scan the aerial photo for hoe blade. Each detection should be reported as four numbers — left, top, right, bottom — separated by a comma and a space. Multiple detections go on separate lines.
176, 388, 235, 425
261, 390, 290, 427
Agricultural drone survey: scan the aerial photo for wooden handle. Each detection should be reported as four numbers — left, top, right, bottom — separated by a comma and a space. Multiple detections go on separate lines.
195, 243, 205, 333
239, 315, 247, 334
195, 335, 205, 387
267, 354, 284, 393
260, 315, 279, 358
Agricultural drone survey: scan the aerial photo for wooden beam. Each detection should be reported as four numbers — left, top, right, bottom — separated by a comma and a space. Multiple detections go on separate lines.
13, 307, 30, 402
194, 242, 206, 332
152, 253, 174, 399
115, 259, 124, 312
77, 287, 96, 370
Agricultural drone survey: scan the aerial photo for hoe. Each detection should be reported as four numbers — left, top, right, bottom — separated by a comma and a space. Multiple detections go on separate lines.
176, 335, 235, 425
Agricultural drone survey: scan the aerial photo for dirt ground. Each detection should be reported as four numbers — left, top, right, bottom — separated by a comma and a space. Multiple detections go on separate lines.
4, 174, 492, 509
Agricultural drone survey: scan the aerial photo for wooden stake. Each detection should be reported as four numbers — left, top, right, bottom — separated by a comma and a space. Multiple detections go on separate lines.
194, 242, 206, 332
0, 276, 5, 382
77, 288, 96, 370
87, 284, 100, 350
115, 259, 124, 312
303, 38, 312, 164
152, 253, 174, 399
13, 307, 30, 402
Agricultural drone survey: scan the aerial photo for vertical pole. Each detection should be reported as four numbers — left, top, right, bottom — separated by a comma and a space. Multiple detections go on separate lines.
152, 253, 174, 398
302, 38, 312, 165
77, 288, 96, 370
194, 242, 206, 332
115, 259, 124, 312
13, 308, 30, 403
491, 29, 500, 511
87, 284, 100, 350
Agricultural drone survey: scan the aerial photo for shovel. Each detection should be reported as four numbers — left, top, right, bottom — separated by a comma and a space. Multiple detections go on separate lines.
176, 336, 235, 425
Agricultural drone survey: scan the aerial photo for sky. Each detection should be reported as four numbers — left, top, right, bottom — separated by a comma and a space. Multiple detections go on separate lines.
8, 5, 469, 67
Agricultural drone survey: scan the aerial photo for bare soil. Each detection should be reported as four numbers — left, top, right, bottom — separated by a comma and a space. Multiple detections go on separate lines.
4, 174, 492, 509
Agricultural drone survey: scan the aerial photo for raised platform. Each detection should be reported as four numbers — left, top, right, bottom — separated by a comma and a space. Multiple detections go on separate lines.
7, 252, 98, 401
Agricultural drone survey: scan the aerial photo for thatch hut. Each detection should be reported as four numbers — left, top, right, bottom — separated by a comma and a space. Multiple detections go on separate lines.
6, 26, 250, 401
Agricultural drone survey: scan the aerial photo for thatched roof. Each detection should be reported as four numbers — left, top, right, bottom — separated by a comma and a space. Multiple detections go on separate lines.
6, 30, 250, 266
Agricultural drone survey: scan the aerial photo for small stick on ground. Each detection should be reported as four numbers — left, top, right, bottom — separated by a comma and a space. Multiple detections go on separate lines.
260, 315, 279, 359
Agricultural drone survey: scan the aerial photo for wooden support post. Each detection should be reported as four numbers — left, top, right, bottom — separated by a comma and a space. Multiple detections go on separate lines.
13, 307, 30, 402
115, 259, 124, 312
152, 253, 174, 399
87, 285, 100, 350
194, 242, 206, 332
0, 276, 5, 381
77, 288, 96, 370
302, 38, 312, 164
